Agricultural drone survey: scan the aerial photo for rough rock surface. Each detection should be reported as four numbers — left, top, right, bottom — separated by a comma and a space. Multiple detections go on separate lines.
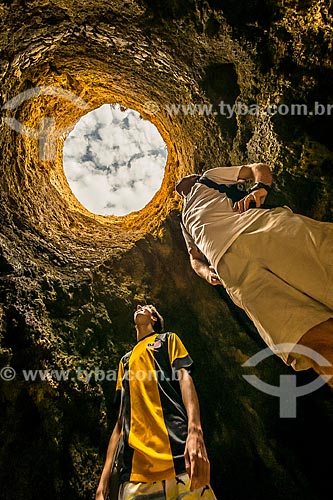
0, 1, 332, 499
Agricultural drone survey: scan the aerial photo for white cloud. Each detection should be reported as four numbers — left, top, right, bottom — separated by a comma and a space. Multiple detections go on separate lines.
63, 103, 167, 216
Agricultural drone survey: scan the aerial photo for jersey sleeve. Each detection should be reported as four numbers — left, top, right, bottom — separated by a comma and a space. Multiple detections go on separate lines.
168, 333, 194, 372
113, 358, 125, 413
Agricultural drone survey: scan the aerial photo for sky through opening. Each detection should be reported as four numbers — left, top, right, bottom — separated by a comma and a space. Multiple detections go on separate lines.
63, 103, 167, 216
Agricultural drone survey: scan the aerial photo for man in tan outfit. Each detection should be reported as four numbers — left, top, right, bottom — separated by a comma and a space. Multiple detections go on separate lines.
176, 163, 333, 385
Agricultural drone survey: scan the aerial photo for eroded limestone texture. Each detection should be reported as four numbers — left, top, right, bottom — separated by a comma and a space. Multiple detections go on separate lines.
0, 1, 332, 499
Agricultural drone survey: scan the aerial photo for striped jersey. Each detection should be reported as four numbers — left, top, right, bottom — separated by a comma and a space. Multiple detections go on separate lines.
115, 331, 193, 483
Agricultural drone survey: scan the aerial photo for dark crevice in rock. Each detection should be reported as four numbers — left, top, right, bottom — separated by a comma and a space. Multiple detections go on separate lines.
200, 63, 240, 141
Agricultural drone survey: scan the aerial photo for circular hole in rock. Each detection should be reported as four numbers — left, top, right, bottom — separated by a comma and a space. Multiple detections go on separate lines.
63, 103, 167, 216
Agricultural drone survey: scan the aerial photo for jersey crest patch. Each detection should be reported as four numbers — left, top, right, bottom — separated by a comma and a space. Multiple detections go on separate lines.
147, 340, 162, 350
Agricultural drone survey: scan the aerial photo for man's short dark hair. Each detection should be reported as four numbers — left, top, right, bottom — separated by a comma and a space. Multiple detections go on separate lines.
175, 174, 200, 196
148, 304, 164, 333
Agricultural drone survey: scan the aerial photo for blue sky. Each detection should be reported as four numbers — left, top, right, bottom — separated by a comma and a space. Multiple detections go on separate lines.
63, 104, 167, 216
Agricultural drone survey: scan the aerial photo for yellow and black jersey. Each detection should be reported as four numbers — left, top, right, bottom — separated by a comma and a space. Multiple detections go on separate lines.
115, 331, 193, 483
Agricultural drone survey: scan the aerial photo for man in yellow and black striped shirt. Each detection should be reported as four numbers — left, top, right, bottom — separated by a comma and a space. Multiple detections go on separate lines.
96, 304, 217, 500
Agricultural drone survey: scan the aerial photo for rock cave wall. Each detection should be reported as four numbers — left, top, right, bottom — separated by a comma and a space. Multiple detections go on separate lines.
0, 1, 332, 499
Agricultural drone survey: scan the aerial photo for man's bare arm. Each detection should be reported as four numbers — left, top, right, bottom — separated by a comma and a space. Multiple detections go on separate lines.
238, 163, 273, 185
234, 163, 273, 213
95, 418, 122, 500
189, 247, 222, 286
178, 368, 210, 491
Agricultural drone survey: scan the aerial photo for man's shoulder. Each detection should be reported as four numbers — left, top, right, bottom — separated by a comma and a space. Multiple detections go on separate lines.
154, 332, 182, 348
120, 349, 133, 366
156, 331, 180, 340
160, 332, 186, 346
156, 331, 172, 341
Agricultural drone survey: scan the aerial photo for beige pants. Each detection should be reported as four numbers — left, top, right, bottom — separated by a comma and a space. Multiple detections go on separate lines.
216, 207, 333, 369
119, 473, 217, 500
